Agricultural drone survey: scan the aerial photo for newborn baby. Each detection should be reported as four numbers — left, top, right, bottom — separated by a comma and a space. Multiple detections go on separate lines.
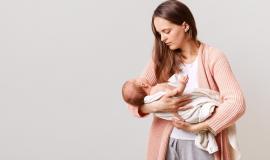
122, 75, 188, 106
122, 75, 221, 154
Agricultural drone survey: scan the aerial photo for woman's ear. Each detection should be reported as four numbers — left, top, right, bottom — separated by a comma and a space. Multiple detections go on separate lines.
182, 21, 190, 32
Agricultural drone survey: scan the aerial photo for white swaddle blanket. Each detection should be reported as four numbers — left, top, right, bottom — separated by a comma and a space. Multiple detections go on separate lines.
144, 88, 241, 160
144, 88, 234, 155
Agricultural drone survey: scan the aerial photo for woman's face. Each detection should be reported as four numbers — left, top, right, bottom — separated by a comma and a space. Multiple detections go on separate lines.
153, 17, 189, 50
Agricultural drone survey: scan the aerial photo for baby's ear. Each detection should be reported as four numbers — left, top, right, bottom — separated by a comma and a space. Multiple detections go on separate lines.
137, 78, 150, 87
141, 83, 149, 87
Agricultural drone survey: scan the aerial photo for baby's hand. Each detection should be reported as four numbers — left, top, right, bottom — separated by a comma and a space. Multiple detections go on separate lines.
179, 75, 189, 84
176, 75, 189, 95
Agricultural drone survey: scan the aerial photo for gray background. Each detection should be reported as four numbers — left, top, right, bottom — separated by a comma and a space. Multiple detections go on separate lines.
0, 0, 269, 159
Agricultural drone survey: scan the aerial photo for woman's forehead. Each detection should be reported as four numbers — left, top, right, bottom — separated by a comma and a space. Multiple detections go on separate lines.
154, 17, 173, 31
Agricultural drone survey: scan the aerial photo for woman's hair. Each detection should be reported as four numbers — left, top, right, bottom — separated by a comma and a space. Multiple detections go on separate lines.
151, 0, 200, 82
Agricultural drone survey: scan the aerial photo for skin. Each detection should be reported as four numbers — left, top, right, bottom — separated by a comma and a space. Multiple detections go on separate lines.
140, 17, 210, 133
150, 75, 190, 121
149, 75, 188, 95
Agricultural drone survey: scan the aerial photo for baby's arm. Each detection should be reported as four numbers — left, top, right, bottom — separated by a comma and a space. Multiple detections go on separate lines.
149, 82, 174, 95
150, 75, 188, 96
175, 75, 189, 96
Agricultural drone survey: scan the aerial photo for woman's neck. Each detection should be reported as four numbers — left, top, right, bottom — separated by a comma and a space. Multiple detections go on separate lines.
180, 40, 200, 63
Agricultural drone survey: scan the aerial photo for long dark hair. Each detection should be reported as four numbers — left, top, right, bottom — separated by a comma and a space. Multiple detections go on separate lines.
151, 0, 200, 82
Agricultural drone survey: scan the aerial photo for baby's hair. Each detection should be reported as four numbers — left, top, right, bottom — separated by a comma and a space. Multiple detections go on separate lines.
122, 80, 148, 106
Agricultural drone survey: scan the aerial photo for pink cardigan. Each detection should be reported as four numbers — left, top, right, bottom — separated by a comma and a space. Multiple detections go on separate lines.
126, 43, 246, 160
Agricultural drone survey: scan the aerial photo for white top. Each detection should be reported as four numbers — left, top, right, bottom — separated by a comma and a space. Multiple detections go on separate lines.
169, 55, 199, 140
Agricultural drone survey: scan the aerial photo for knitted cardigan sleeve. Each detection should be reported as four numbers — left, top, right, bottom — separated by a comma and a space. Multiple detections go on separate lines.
205, 51, 246, 135
126, 58, 158, 118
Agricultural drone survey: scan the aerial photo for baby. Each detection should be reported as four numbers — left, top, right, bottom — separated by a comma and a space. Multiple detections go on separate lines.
122, 75, 221, 154
122, 75, 189, 106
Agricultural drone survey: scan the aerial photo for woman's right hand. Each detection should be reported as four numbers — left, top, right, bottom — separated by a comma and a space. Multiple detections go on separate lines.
152, 89, 192, 113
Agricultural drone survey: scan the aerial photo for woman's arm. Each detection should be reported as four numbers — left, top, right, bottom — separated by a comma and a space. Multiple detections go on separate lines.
172, 119, 210, 133
140, 90, 192, 114
171, 52, 246, 134
204, 52, 246, 135
125, 57, 157, 118
139, 102, 158, 115
127, 83, 192, 117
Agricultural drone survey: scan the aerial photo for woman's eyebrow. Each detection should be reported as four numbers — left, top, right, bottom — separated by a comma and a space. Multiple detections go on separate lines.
157, 28, 170, 33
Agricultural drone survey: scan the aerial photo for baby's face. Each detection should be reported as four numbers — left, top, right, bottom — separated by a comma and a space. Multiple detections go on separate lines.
124, 79, 147, 95
122, 79, 149, 105
130, 79, 150, 94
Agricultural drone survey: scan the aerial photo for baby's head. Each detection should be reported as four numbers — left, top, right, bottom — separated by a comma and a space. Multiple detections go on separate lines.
122, 78, 150, 106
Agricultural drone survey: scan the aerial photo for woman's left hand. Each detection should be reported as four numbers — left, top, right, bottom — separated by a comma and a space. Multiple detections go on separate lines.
172, 118, 209, 133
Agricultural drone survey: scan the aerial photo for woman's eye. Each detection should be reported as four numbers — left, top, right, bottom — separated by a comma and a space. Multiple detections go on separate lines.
165, 30, 170, 34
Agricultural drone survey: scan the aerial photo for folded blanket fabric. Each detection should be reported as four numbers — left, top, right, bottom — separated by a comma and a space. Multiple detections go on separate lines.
144, 88, 221, 154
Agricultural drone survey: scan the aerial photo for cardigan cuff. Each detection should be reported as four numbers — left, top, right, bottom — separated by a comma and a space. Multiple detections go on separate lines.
128, 104, 149, 118
205, 118, 222, 136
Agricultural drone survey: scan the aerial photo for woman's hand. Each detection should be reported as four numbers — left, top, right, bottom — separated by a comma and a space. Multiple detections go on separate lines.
153, 89, 192, 113
172, 118, 209, 133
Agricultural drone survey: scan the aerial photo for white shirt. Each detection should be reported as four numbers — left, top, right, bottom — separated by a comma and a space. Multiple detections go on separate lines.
169, 55, 199, 140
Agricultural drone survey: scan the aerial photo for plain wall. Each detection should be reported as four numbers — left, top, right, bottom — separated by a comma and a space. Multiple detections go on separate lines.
0, 0, 269, 159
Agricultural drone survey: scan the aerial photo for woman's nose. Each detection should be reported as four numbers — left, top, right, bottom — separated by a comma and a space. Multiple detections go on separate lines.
160, 34, 167, 42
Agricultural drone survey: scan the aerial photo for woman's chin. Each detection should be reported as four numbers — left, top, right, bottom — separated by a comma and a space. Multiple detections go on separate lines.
169, 45, 176, 50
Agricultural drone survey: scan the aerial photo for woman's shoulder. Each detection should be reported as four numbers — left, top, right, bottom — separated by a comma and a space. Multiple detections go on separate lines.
202, 43, 228, 62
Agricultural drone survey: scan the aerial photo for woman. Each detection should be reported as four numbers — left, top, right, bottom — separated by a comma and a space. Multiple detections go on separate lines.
123, 0, 246, 160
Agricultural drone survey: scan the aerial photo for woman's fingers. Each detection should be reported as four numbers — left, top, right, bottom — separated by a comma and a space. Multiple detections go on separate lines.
172, 118, 187, 128
172, 112, 184, 121
177, 105, 193, 111
176, 94, 192, 101
158, 93, 193, 113
172, 118, 192, 131
175, 99, 192, 109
